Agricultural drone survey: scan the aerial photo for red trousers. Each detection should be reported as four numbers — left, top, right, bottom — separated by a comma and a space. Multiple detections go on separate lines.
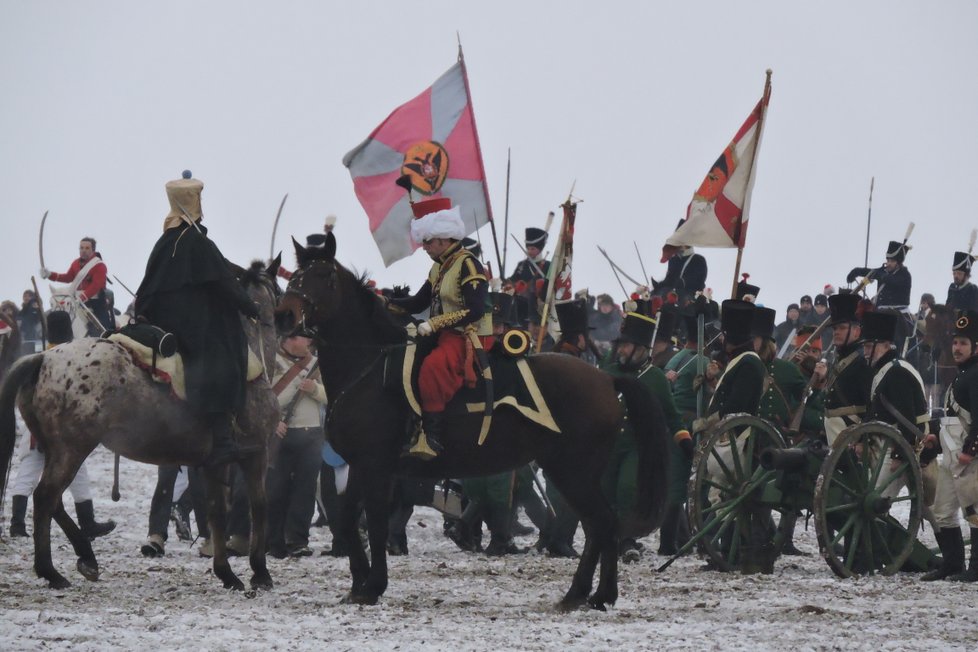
418, 330, 493, 412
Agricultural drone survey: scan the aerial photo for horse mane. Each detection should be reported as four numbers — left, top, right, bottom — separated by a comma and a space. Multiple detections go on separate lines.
344, 265, 408, 344
240, 260, 268, 289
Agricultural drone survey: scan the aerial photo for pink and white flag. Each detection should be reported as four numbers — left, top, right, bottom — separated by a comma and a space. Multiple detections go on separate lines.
661, 74, 772, 262
343, 59, 492, 266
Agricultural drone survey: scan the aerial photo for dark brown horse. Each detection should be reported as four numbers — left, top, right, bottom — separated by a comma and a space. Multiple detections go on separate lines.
278, 233, 669, 610
921, 304, 957, 405
0, 261, 281, 591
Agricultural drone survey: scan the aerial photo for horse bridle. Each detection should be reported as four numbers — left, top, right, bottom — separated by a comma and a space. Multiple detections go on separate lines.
285, 259, 339, 335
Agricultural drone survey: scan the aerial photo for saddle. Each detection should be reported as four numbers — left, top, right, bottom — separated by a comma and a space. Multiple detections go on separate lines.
384, 339, 561, 438
106, 330, 265, 401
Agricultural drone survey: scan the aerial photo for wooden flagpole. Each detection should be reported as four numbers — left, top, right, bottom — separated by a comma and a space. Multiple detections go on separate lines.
730, 69, 772, 299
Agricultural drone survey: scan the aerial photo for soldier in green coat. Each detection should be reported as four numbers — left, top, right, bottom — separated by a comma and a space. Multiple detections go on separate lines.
601, 309, 688, 562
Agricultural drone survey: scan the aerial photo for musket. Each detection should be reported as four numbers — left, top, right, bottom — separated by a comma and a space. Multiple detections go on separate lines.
268, 193, 289, 261
112, 275, 136, 298
792, 315, 832, 357
596, 245, 643, 287
38, 210, 49, 271
31, 276, 47, 349
633, 241, 650, 287
509, 235, 547, 278
674, 330, 723, 375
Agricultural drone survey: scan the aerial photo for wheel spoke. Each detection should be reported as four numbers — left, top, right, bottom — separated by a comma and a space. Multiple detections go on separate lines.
861, 517, 876, 574
701, 496, 740, 517
828, 475, 862, 499
870, 439, 892, 487
823, 502, 859, 514
830, 511, 859, 548
727, 429, 745, 479
879, 461, 910, 493
709, 513, 735, 545
869, 519, 894, 567
727, 515, 743, 566
888, 495, 914, 504
709, 447, 737, 484
844, 520, 864, 572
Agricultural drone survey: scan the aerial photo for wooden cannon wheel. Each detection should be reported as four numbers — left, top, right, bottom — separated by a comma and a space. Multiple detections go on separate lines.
813, 421, 923, 578
687, 414, 788, 572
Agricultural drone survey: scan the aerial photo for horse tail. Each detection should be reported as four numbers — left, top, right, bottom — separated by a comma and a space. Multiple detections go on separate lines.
0, 354, 43, 508
613, 375, 669, 533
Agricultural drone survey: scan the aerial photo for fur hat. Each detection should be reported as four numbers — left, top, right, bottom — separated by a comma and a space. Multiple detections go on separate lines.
555, 298, 590, 337
828, 292, 861, 326
736, 274, 760, 302
750, 306, 776, 341
885, 240, 911, 263
410, 198, 465, 244
953, 251, 975, 274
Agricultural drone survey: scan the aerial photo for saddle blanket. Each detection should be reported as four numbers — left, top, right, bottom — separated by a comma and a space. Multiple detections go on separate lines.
385, 342, 561, 434
107, 333, 265, 401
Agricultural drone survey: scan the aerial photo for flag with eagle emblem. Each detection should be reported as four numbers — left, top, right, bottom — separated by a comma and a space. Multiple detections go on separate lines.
661, 73, 772, 262
342, 56, 493, 266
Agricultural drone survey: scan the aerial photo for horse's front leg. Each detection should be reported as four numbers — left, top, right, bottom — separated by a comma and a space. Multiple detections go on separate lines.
357, 469, 394, 604
31, 490, 71, 589
204, 466, 244, 590
339, 466, 371, 602
52, 503, 99, 582
238, 451, 272, 590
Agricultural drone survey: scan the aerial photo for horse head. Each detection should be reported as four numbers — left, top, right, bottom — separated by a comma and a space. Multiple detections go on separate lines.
278, 232, 405, 345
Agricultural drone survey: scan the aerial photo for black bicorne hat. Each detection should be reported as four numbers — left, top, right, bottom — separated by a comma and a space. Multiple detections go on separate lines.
47, 310, 74, 345
720, 299, 755, 345
953, 251, 975, 274
885, 240, 911, 263
490, 292, 514, 327
954, 310, 978, 343
555, 298, 589, 336
461, 237, 483, 260
525, 227, 548, 248
750, 306, 777, 341
861, 310, 897, 343
619, 311, 657, 348
828, 292, 861, 326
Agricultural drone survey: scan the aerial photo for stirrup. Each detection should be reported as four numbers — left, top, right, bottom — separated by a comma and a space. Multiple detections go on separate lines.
406, 432, 439, 460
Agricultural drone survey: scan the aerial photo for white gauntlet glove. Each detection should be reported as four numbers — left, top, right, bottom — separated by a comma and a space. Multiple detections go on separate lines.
39, 267, 51, 280
417, 321, 434, 336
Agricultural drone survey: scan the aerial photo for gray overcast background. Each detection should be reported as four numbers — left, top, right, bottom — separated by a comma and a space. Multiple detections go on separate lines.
2, 1, 976, 319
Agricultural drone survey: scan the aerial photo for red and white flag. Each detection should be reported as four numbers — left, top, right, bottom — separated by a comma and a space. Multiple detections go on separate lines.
343, 57, 493, 266
547, 201, 577, 302
661, 73, 772, 262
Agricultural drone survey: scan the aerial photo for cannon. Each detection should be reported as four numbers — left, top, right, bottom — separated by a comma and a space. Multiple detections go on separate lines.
660, 414, 937, 578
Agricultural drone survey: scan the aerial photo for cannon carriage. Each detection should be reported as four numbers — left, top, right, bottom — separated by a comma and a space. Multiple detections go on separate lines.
670, 413, 937, 577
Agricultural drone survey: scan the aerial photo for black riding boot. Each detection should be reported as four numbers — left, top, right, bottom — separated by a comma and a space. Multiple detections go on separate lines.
420, 411, 446, 456
485, 505, 525, 556
948, 528, 978, 582
9, 494, 28, 538
75, 500, 116, 540
448, 500, 484, 553
203, 413, 241, 467
657, 504, 681, 555
922, 527, 965, 581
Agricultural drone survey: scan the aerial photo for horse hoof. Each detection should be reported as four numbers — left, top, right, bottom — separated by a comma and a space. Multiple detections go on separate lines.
250, 574, 274, 591
223, 578, 246, 591
77, 559, 100, 582
587, 597, 609, 612
47, 576, 72, 590
557, 596, 587, 612
341, 591, 378, 606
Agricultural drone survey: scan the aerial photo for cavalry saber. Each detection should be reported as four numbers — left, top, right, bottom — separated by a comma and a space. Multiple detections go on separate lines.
596, 245, 643, 288
269, 193, 290, 261
528, 462, 556, 519
634, 241, 650, 285
112, 275, 136, 298
38, 210, 49, 271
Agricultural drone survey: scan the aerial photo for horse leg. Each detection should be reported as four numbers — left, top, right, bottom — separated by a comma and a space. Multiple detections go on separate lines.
203, 466, 244, 590
339, 466, 371, 603
543, 465, 618, 611
353, 469, 393, 604
32, 452, 97, 589
238, 452, 272, 590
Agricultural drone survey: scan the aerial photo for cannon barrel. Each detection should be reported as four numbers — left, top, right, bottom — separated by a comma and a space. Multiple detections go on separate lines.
759, 447, 810, 472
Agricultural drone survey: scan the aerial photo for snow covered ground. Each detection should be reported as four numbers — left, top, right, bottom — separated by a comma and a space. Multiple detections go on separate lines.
2, 444, 976, 651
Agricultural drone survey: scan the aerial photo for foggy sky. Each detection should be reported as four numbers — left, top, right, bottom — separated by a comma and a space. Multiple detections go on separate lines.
2, 1, 976, 320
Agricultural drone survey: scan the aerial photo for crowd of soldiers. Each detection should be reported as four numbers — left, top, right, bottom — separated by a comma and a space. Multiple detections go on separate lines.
3, 176, 978, 585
